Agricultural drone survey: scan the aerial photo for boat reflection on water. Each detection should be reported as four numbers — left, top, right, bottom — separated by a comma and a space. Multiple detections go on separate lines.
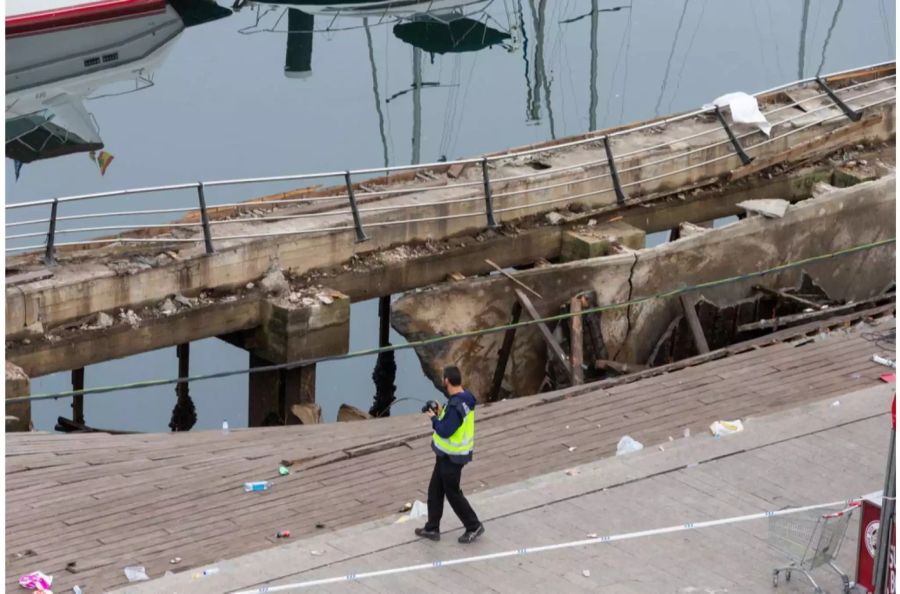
239, 0, 514, 76
5, 0, 231, 175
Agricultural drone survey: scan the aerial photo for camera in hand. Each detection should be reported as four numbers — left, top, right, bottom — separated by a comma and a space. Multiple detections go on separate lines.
421, 400, 440, 414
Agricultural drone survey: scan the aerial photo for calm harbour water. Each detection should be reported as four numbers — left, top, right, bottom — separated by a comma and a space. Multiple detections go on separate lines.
5, 0, 895, 431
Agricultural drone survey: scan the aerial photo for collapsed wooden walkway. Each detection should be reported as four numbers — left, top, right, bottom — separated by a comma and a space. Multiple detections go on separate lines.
6, 315, 895, 592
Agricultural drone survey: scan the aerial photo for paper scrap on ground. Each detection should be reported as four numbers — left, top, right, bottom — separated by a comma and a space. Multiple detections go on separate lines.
395, 500, 428, 524
124, 566, 149, 582
703, 92, 772, 136
710, 420, 744, 437
616, 435, 643, 455
881, 372, 896, 383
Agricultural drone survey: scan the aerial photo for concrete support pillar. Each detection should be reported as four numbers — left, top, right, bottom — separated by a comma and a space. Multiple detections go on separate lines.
561, 221, 646, 262
6, 362, 31, 432
227, 290, 349, 427
248, 355, 317, 426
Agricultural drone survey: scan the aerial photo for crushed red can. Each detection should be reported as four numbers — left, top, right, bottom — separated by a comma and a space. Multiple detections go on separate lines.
276, 530, 291, 538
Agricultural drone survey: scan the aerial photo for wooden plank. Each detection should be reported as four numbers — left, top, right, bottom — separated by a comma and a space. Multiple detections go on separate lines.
514, 289, 571, 380
488, 301, 523, 401
569, 297, 584, 385
738, 298, 895, 332
680, 294, 710, 354
752, 284, 826, 310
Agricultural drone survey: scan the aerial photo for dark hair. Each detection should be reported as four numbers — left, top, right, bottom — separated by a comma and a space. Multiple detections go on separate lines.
442, 366, 462, 387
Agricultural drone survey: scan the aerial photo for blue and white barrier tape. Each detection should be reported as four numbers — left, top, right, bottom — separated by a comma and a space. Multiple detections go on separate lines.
233, 498, 858, 593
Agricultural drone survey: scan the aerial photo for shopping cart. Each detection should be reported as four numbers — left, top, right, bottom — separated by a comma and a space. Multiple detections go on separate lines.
769, 503, 860, 594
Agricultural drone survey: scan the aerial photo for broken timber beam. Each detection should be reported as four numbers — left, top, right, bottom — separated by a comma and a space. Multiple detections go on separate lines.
514, 289, 572, 380
680, 294, 710, 354
488, 301, 523, 401
569, 297, 584, 385
737, 293, 895, 332
595, 359, 648, 375
485, 259, 542, 299
753, 285, 826, 310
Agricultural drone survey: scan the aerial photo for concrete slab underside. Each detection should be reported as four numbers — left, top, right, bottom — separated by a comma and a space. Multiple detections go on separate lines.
6, 317, 894, 592
118, 385, 894, 594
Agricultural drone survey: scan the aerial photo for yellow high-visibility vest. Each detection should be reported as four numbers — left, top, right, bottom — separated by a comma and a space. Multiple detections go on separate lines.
432, 403, 475, 457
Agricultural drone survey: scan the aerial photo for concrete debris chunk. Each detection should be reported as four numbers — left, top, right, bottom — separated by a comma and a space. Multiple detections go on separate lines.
678, 222, 710, 239
93, 312, 114, 329
160, 298, 177, 316
545, 211, 565, 225
119, 309, 141, 328
24, 320, 44, 336
173, 294, 194, 308
736, 199, 790, 219
318, 294, 334, 305
260, 264, 289, 296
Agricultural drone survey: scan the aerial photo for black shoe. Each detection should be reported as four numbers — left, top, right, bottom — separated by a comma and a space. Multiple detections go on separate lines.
458, 524, 484, 543
415, 527, 440, 541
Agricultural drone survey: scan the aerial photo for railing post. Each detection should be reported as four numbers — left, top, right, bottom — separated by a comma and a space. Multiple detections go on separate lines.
481, 157, 499, 228
815, 76, 863, 122
43, 198, 59, 266
196, 182, 215, 255
713, 105, 754, 166
602, 136, 628, 205
344, 171, 369, 242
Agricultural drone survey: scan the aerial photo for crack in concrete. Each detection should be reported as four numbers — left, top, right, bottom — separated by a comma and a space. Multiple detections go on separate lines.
612, 251, 640, 361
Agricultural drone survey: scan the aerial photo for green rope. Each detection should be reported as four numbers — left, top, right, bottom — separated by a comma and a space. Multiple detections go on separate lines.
13, 237, 895, 403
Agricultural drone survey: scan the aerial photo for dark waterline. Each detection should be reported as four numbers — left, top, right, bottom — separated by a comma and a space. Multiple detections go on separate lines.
6, 0, 895, 431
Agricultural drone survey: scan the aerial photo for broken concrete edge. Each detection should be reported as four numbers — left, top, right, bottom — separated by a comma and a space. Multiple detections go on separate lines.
108, 385, 893, 594
6, 361, 31, 432
5, 93, 894, 335
389, 174, 897, 398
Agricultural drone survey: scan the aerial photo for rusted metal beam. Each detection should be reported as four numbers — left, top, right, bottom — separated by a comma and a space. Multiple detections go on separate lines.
488, 301, 522, 401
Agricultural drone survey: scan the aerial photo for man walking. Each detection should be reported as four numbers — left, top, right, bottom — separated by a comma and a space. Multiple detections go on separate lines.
415, 366, 484, 543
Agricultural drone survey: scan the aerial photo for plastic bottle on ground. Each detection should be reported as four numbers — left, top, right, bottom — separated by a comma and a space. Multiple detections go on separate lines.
244, 481, 273, 492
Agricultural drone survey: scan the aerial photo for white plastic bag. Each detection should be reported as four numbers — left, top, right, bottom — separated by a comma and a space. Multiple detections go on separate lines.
709, 419, 744, 437
616, 435, 644, 455
703, 92, 772, 136
408, 500, 428, 519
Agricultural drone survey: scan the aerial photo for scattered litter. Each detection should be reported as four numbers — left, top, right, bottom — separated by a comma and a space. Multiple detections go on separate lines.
658, 445, 665, 452
65, 561, 77, 573
587, 219, 597, 227
13, 549, 36, 560
246, 282, 255, 290
315, 523, 325, 529
310, 550, 324, 557
408, 500, 428, 519
881, 373, 896, 383
850, 373, 862, 380
567, 446, 577, 452
399, 502, 413, 512
159, 298, 177, 316
873, 354, 896, 368
565, 468, 580, 477
169, 557, 181, 565
565, 425, 570, 429
278, 465, 290, 476
683, 428, 691, 438
19, 571, 52, 590
276, 530, 291, 539
243, 481, 273, 492
193, 567, 220, 578
124, 566, 149, 582
73, 586, 83, 594
587, 533, 598, 539
582, 569, 591, 577
668, 436, 674, 442
832, 401, 841, 407
616, 435, 643, 455
222, 420, 229, 434
687, 462, 699, 468
709, 420, 744, 437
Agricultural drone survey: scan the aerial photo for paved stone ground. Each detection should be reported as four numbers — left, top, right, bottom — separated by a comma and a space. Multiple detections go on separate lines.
117, 384, 894, 594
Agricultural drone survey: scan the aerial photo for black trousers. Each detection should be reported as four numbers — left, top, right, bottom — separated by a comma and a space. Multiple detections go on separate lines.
425, 455, 481, 532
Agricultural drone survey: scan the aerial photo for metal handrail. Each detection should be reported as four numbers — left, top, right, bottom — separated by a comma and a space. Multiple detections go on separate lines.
5, 66, 895, 260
